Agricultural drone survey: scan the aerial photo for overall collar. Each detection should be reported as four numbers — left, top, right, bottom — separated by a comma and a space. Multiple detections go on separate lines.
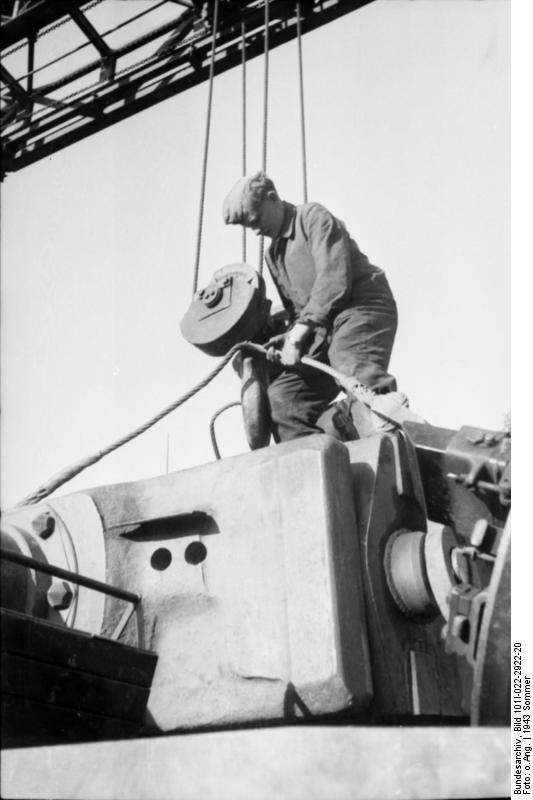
278, 201, 296, 239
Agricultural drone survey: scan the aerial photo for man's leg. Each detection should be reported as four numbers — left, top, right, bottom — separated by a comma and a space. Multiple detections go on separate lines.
267, 366, 339, 442
328, 306, 398, 393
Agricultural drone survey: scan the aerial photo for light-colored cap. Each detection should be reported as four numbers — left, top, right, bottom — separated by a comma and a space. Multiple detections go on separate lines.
222, 175, 255, 225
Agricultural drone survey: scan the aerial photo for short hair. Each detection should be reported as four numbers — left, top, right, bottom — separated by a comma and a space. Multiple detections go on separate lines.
223, 171, 280, 225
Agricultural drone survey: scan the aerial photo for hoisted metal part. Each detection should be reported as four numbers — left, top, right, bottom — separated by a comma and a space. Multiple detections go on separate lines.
180, 263, 270, 357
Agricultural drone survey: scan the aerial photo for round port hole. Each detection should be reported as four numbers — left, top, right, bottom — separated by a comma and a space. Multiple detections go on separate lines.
151, 547, 172, 571
184, 541, 207, 565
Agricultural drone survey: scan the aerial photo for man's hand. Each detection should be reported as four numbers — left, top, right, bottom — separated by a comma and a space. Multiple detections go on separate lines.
265, 323, 310, 366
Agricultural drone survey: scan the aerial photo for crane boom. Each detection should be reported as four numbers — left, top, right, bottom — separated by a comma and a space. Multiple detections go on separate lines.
0, 0, 374, 176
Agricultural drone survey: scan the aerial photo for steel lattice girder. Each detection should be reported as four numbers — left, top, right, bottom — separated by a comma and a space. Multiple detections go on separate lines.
0, 0, 374, 177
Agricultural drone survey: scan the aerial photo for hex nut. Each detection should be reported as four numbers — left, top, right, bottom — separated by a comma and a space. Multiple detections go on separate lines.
32, 511, 55, 540
47, 579, 74, 611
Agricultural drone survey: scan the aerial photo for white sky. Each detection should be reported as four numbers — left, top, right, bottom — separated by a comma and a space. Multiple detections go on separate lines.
0, 0, 516, 509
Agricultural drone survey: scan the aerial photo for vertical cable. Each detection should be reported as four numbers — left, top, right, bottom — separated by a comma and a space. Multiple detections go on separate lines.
192, 0, 220, 295
241, 18, 247, 264
296, 2, 308, 203
259, 0, 270, 275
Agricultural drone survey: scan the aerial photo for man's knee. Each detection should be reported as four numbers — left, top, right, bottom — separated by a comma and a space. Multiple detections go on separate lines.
352, 363, 397, 393
331, 358, 397, 393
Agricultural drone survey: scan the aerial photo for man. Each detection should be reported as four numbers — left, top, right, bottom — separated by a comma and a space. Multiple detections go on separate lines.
223, 171, 398, 442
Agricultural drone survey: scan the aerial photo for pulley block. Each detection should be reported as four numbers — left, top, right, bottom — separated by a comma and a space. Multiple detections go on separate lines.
180, 263, 270, 356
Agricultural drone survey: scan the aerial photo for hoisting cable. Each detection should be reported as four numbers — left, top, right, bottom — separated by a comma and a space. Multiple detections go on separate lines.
241, 17, 247, 263
296, 1, 308, 203
192, 0, 220, 296
17, 342, 401, 507
258, 0, 270, 275
209, 401, 242, 460
17, 342, 255, 507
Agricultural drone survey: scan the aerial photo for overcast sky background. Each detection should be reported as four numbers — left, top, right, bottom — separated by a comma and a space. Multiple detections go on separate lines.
0, 0, 518, 510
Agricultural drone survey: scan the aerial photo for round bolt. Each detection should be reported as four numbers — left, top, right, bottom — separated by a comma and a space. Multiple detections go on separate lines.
32, 511, 55, 540
47, 579, 74, 611
202, 284, 223, 308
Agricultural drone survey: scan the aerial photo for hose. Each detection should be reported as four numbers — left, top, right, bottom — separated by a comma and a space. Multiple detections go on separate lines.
209, 401, 242, 460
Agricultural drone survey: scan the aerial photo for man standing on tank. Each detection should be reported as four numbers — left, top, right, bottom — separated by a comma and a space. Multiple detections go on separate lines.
223, 171, 398, 443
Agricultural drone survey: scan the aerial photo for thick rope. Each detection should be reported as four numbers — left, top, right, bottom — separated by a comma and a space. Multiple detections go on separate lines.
258, 0, 270, 275
241, 18, 247, 263
209, 401, 242, 460
296, 2, 308, 203
192, 0, 220, 295
17, 342, 256, 507
17, 340, 401, 507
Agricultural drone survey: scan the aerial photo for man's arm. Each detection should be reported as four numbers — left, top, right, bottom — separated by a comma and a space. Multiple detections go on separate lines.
296, 204, 353, 328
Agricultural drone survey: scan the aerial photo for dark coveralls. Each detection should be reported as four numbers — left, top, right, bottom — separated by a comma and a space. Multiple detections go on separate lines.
265, 201, 398, 442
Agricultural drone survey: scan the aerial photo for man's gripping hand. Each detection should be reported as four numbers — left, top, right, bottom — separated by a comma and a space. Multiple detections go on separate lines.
265, 323, 311, 366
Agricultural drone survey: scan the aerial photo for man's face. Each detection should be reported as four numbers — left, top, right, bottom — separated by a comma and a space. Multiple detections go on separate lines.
243, 196, 284, 238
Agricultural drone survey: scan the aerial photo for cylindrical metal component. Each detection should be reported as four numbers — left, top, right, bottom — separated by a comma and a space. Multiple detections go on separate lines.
0, 495, 107, 635
0, 526, 48, 617
384, 529, 439, 620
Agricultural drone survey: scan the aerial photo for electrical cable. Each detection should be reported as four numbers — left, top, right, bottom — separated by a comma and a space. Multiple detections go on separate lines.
17, 342, 401, 507
192, 0, 220, 296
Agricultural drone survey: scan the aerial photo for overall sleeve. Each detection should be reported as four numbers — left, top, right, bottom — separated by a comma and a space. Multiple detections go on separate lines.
296, 204, 353, 328
265, 249, 296, 322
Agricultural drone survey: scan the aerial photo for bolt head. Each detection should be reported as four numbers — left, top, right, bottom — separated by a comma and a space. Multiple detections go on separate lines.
32, 511, 55, 539
450, 613, 470, 644
47, 579, 74, 611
